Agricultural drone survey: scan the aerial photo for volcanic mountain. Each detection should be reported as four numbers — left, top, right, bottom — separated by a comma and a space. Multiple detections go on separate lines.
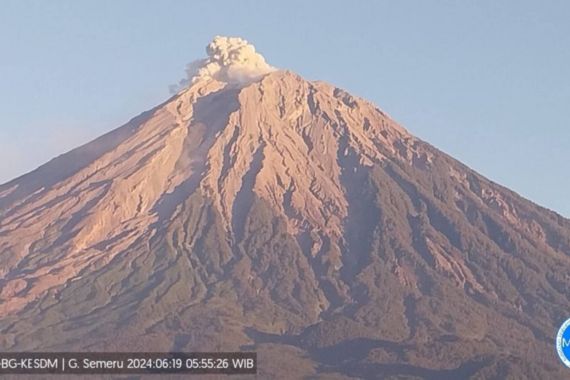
1, 37, 569, 379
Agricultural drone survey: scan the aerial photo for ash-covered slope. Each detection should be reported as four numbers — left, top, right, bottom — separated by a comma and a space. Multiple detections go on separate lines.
1, 37, 570, 379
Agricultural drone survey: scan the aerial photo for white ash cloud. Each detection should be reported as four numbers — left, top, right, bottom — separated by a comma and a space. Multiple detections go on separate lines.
171, 36, 276, 93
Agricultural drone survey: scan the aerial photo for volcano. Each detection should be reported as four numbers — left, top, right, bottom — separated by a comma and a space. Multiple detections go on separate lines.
1, 37, 569, 379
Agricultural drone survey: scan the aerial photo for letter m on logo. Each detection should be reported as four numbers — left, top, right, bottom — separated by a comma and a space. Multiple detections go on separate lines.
563, 338, 570, 348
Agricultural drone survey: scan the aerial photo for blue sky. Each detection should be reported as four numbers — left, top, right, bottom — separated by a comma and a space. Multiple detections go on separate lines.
1, 1, 568, 217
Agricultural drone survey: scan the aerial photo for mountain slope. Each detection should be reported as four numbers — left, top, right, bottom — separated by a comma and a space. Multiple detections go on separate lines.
1, 39, 570, 379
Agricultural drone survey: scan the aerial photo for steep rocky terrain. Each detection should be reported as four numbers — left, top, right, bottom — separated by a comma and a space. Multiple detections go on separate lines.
1, 38, 569, 379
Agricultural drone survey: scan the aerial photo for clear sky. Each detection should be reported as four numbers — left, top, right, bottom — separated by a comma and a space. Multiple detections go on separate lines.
1, 1, 568, 217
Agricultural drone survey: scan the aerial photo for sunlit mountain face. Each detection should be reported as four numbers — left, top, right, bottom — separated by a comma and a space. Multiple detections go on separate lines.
1, 37, 569, 379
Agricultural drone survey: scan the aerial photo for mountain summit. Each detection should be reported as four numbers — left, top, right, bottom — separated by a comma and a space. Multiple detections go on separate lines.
1, 37, 569, 378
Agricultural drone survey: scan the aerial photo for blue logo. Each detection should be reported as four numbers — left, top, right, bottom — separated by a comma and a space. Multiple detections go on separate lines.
557, 318, 570, 368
